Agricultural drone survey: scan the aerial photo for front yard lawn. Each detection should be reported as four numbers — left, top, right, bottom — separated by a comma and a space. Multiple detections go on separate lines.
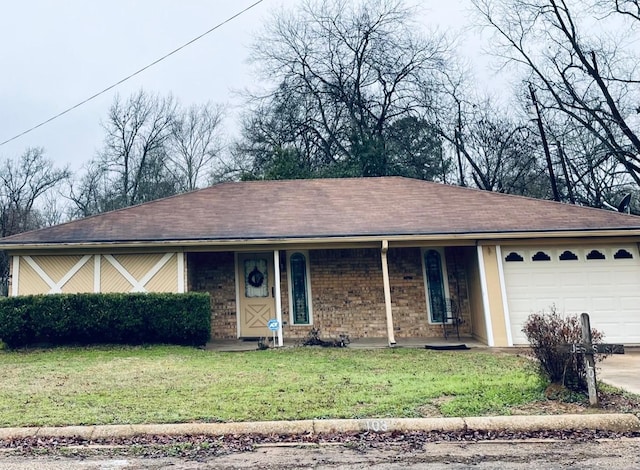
0, 346, 545, 427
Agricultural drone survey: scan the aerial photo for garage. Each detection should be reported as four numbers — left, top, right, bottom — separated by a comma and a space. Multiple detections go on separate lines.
502, 245, 640, 345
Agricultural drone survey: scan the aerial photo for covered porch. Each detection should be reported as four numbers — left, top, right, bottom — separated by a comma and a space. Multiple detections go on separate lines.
187, 241, 496, 347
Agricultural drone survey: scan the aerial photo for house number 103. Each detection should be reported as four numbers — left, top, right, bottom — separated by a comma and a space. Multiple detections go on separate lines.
364, 419, 389, 432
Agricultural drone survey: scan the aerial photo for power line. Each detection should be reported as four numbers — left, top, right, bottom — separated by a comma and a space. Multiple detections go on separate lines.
0, 0, 265, 148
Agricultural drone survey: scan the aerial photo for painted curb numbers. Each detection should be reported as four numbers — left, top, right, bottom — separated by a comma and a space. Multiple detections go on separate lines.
364, 420, 389, 432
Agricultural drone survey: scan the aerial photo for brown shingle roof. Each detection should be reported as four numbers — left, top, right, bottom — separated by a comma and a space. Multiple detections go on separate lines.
3, 177, 640, 246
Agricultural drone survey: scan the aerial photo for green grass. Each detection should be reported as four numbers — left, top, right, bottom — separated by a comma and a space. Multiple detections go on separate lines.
0, 346, 545, 427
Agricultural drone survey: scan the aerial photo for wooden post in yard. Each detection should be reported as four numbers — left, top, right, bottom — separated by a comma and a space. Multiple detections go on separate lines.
581, 313, 599, 407
562, 314, 623, 407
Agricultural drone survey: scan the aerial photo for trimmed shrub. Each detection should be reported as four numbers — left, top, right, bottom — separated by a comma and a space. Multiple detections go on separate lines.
0, 292, 211, 348
522, 307, 606, 392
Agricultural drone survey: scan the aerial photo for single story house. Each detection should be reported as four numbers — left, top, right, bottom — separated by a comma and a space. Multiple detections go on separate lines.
1, 177, 639, 347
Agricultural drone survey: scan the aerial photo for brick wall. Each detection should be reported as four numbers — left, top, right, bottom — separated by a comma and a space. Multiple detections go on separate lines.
387, 247, 432, 337
284, 247, 472, 340
384, 247, 472, 338
187, 252, 237, 339
188, 247, 473, 341
301, 248, 387, 338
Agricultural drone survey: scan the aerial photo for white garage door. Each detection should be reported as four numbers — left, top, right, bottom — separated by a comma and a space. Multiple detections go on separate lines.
502, 245, 640, 345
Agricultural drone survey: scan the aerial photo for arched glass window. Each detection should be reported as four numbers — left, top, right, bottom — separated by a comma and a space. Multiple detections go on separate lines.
586, 250, 606, 260
505, 252, 524, 262
614, 249, 633, 259
532, 251, 551, 261
559, 250, 578, 261
424, 249, 447, 323
289, 252, 310, 325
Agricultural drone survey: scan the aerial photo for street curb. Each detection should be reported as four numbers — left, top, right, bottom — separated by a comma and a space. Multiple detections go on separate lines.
0, 414, 638, 440
463, 414, 640, 433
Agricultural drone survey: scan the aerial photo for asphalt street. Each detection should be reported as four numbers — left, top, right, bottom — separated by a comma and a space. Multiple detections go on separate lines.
1, 439, 640, 469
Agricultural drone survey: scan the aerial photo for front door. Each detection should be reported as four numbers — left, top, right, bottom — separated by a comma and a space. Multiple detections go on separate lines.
237, 252, 275, 338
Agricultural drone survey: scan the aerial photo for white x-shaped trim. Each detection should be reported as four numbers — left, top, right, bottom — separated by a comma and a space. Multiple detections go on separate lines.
103, 253, 174, 293
23, 255, 92, 294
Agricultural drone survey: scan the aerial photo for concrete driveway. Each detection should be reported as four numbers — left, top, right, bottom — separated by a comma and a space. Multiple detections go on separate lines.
598, 348, 640, 395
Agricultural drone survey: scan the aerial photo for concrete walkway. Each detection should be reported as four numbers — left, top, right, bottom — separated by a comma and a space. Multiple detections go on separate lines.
206, 336, 486, 351
599, 348, 640, 395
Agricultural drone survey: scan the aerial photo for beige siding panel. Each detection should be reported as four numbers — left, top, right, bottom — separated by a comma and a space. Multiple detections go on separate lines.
482, 245, 509, 347
62, 260, 94, 293
145, 255, 178, 293
31, 256, 84, 285
18, 260, 50, 295
114, 254, 165, 281
13, 252, 180, 295
101, 258, 133, 293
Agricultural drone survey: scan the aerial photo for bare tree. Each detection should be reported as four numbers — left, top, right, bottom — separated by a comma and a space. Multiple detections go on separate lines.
472, 0, 640, 197
238, 0, 452, 179
33, 192, 68, 228
440, 93, 550, 197
71, 91, 225, 216
98, 90, 178, 208
69, 160, 133, 218
610, 0, 640, 21
169, 102, 224, 191
0, 148, 69, 291
547, 115, 637, 208
0, 148, 70, 237
70, 90, 177, 216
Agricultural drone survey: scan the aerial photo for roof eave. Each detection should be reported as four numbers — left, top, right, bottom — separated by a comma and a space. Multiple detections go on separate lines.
2, 227, 640, 251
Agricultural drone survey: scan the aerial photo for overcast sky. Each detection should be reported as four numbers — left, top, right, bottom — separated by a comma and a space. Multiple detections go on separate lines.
0, 0, 482, 172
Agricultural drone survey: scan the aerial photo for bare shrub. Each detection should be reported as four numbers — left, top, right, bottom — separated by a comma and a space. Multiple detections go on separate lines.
522, 307, 606, 393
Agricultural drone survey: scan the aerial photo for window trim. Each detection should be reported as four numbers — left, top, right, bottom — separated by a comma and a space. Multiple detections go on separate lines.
421, 247, 451, 324
286, 250, 313, 326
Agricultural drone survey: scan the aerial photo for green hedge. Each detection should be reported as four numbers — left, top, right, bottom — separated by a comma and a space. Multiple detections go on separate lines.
0, 292, 211, 348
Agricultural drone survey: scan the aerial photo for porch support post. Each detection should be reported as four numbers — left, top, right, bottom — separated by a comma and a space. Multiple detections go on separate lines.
11, 255, 19, 297
177, 251, 185, 293
93, 255, 101, 293
274, 250, 284, 347
381, 240, 396, 346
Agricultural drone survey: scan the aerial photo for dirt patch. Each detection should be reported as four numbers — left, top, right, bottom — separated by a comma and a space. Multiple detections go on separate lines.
599, 390, 640, 418
417, 396, 456, 417
509, 400, 587, 415
416, 403, 443, 417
